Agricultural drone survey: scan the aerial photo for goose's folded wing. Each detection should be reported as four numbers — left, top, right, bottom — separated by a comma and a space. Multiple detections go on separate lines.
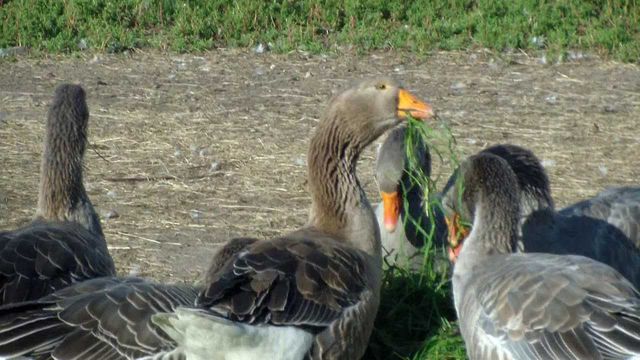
0, 277, 199, 360
0, 222, 115, 304
197, 233, 372, 330
560, 187, 640, 247
468, 254, 640, 360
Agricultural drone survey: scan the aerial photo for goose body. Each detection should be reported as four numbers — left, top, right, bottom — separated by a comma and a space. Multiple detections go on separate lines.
153, 79, 433, 360
0, 84, 115, 305
444, 153, 640, 360
521, 205, 640, 289
0, 78, 434, 359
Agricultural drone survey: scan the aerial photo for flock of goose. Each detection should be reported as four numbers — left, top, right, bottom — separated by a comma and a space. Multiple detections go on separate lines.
0, 78, 639, 359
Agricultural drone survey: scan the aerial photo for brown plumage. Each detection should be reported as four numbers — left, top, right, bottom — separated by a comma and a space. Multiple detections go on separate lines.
35, 84, 103, 237
0, 84, 114, 305
190, 78, 434, 359
0, 78, 434, 360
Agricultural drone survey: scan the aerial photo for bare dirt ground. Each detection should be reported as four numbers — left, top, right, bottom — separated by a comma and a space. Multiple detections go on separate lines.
1, 49, 638, 284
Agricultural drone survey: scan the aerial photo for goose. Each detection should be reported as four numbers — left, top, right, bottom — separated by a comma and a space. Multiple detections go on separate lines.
0, 78, 435, 359
34, 84, 104, 237
375, 139, 553, 268
442, 152, 640, 360
445, 145, 640, 288
0, 84, 115, 305
374, 125, 447, 269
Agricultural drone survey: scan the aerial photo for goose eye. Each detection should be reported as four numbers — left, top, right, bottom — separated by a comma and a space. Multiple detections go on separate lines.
376, 84, 387, 90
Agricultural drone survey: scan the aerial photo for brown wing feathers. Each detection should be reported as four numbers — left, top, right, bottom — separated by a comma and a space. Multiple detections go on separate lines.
198, 238, 367, 332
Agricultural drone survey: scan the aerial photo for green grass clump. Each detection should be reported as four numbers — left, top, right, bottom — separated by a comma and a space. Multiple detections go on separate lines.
1, 0, 639, 61
366, 261, 463, 359
366, 118, 467, 359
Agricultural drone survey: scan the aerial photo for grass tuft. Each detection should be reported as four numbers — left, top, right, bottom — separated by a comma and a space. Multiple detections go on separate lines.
1, 0, 639, 62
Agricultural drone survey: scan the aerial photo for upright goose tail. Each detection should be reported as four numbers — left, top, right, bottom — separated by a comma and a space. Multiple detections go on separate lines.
152, 307, 314, 360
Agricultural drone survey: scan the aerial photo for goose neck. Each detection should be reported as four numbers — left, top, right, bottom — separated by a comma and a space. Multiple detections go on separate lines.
36, 121, 89, 222
454, 186, 519, 277
306, 120, 380, 257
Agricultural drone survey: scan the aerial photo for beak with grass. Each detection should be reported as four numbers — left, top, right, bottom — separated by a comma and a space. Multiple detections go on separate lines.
375, 124, 450, 271
396, 89, 435, 120
445, 213, 470, 263
441, 152, 640, 360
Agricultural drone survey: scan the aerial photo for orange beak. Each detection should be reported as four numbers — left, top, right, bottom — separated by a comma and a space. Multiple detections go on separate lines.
448, 244, 463, 263
381, 191, 401, 233
445, 213, 470, 263
397, 89, 435, 120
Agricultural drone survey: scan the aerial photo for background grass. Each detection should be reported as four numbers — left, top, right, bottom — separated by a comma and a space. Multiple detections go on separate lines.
1, 0, 639, 62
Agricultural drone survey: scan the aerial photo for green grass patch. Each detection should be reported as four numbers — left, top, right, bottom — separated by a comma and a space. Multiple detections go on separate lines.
1, 0, 639, 62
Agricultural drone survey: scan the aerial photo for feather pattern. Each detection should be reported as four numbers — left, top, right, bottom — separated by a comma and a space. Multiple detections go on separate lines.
0, 84, 114, 305
444, 153, 640, 360
198, 234, 374, 331
0, 221, 115, 305
0, 277, 199, 360
458, 253, 640, 360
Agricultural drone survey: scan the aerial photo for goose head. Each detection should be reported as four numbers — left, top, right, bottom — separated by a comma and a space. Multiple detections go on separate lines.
307, 78, 434, 253
481, 144, 554, 214
320, 78, 434, 148
441, 153, 520, 263
375, 125, 431, 233
441, 143, 552, 258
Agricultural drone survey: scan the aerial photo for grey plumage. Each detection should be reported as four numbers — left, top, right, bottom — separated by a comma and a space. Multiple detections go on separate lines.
444, 153, 640, 360
0, 221, 114, 305
559, 186, 640, 249
0, 277, 198, 360
0, 236, 259, 359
